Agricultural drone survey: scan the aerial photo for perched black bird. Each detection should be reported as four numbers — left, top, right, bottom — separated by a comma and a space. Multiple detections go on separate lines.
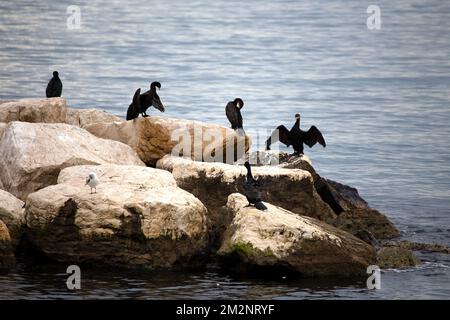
225, 98, 244, 130
46, 71, 63, 98
266, 113, 326, 155
126, 81, 165, 120
126, 88, 142, 121
242, 161, 267, 211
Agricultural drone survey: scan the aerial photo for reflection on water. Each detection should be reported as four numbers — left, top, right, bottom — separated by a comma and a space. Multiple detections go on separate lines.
0, 0, 449, 298
1, 252, 449, 299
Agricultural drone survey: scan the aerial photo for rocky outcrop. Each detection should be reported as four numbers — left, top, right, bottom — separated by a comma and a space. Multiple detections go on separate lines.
25, 164, 208, 268
156, 156, 336, 246
0, 98, 66, 123
218, 193, 376, 277
0, 122, 144, 200
84, 116, 251, 166
334, 208, 400, 240
325, 179, 369, 209
158, 152, 399, 246
0, 123, 6, 139
266, 151, 400, 240
66, 108, 123, 128
377, 247, 420, 268
0, 190, 25, 247
381, 240, 450, 254
0, 220, 15, 268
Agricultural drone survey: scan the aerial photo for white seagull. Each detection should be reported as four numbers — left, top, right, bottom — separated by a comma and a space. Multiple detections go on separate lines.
85, 172, 99, 194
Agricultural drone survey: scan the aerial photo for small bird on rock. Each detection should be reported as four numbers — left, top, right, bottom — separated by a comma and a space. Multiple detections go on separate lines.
85, 172, 99, 194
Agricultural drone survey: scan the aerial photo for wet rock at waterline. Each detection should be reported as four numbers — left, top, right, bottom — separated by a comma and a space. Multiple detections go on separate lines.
0, 220, 15, 268
24, 164, 208, 268
0, 122, 144, 200
377, 247, 420, 268
262, 151, 400, 240
0, 190, 25, 247
334, 208, 400, 240
218, 193, 376, 277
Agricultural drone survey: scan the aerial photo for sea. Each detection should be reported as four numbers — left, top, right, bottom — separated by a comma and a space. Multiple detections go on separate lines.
0, 0, 449, 299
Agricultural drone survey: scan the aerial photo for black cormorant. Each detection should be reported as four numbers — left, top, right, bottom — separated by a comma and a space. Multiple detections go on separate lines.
225, 98, 244, 130
46, 71, 62, 98
266, 113, 326, 155
126, 81, 165, 120
242, 161, 267, 211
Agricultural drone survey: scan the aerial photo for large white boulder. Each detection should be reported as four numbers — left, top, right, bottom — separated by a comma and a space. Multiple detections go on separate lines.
25, 164, 209, 268
218, 193, 376, 277
0, 98, 66, 123
84, 116, 251, 165
65, 108, 123, 128
0, 122, 144, 200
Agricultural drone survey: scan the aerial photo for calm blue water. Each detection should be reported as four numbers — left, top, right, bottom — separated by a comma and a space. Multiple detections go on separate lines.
0, 0, 449, 299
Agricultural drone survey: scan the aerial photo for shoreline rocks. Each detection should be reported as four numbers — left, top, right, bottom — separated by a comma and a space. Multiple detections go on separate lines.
218, 194, 376, 277
84, 116, 251, 166
0, 121, 144, 200
377, 247, 420, 268
382, 240, 450, 255
24, 165, 209, 268
0, 98, 66, 124
0, 99, 421, 277
0, 190, 25, 247
156, 155, 336, 246
65, 108, 123, 128
0, 220, 15, 268
267, 151, 400, 240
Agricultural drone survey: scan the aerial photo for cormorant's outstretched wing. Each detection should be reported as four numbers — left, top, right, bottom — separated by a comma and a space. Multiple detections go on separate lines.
46, 77, 62, 98
152, 94, 165, 112
266, 125, 292, 149
303, 125, 326, 148
225, 102, 241, 129
126, 88, 141, 120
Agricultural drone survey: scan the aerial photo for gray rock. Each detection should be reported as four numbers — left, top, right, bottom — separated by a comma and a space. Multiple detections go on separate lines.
377, 247, 420, 268
218, 193, 377, 277
0, 98, 66, 123
25, 164, 209, 268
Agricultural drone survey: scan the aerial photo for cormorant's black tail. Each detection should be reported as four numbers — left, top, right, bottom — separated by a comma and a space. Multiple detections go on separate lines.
126, 88, 141, 120
126, 104, 135, 120
255, 201, 267, 211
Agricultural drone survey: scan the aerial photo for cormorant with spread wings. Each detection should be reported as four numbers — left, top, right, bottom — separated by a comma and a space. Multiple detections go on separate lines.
266, 113, 326, 155
126, 81, 165, 120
